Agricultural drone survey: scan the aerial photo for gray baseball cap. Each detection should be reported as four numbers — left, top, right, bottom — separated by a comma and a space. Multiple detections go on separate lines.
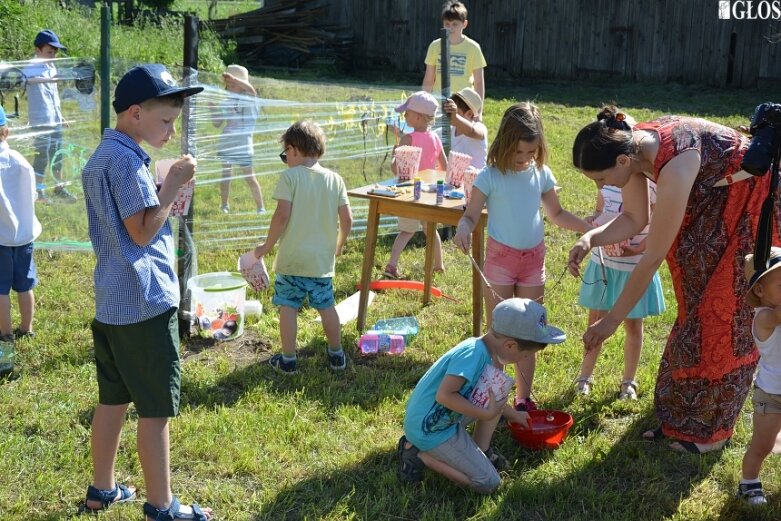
492, 298, 566, 344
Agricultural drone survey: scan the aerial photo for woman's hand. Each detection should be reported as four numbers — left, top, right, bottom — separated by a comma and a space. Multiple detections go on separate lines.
583, 314, 621, 351
568, 234, 592, 277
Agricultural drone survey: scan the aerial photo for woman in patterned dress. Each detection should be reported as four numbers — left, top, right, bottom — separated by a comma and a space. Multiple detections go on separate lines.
567, 106, 779, 453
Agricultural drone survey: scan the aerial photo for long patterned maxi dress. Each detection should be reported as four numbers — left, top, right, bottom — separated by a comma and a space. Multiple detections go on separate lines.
634, 116, 780, 444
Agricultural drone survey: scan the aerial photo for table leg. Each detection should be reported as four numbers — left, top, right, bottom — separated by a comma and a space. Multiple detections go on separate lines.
472, 222, 485, 336
357, 200, 380, 332
422, 221, 436, 305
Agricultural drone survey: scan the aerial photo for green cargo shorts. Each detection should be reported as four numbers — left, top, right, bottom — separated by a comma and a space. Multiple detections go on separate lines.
91, 307, 181, 417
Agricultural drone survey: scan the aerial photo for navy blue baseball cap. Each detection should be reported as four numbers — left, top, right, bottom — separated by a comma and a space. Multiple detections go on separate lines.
113, 64, 204, 113
34, 30, 66, 50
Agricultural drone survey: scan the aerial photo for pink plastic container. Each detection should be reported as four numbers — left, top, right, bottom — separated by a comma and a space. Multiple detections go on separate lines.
358, 332, 405, 355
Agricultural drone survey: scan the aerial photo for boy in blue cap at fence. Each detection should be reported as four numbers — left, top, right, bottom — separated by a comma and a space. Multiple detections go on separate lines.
80, 64, 212, 521
23, 29, 77, 202
398, 298, 565, 493
0, 105, 41, 347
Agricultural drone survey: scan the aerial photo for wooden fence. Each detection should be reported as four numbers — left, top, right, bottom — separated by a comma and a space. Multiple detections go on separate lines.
323, 0, 781, 87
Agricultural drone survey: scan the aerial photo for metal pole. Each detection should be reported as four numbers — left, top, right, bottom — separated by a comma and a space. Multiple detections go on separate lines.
440, 27, 450, 155
100, 4, 111, 133
178, 14, 199, 337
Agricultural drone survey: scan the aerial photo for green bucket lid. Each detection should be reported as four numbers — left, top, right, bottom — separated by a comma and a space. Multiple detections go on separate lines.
189, 272, 247, 292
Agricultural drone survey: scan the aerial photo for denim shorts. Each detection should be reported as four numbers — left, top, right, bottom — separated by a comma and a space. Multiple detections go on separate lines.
0, 243, 37, 294
483, 237, 546, 287
273, 274, 335, 309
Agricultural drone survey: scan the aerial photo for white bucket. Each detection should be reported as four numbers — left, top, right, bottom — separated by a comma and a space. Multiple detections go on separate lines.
188, 272, 247, 341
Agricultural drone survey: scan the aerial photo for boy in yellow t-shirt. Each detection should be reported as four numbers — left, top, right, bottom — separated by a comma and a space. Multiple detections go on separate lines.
422, 1, 487, 107
254, 120, 353, 374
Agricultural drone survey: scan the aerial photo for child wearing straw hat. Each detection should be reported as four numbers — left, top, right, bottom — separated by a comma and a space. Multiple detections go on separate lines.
212, 64, 266, 214
738, 247, 781, 506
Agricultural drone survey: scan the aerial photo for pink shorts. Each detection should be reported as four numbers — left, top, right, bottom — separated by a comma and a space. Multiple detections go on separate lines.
483, 237, 546, 287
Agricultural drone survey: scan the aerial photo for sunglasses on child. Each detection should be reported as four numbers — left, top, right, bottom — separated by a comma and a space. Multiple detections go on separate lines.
279, 145, 293, 164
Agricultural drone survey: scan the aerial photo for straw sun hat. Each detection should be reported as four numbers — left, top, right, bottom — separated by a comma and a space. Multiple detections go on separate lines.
224, 64, 249, 82
744, 247, 781, 307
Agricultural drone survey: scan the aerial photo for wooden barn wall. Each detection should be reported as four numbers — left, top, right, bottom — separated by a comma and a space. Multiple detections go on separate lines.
325, 0, 781, 87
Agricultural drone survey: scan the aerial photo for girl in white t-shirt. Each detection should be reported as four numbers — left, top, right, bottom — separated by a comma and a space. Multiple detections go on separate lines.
453, 102, 591, 411
575, 183, 665, 400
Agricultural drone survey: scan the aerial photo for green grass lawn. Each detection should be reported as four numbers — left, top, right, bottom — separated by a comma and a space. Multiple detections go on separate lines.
1, 75, 780, 521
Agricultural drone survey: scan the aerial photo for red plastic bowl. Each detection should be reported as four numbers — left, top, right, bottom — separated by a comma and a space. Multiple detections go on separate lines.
508, 410, 574, 450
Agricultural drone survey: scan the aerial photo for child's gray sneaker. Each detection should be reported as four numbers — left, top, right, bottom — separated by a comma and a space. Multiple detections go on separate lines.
737, 482, 767, 505
326, 348, 347, 370
269, 354, 297, 374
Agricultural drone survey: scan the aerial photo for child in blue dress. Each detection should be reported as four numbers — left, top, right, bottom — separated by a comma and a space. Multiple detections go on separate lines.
575, 182, 665, 399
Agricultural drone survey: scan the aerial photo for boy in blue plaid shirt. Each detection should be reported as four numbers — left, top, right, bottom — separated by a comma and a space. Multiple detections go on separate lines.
80, 64, 212, 521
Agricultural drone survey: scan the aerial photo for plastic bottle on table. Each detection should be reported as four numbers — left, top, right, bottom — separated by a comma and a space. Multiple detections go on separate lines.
413, 177, 422, 201
436, 180, 444, 205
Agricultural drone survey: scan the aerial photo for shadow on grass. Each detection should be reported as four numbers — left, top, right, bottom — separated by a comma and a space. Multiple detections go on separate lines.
249, 446, 510, 521
180, 338, 432, 413
489, 414, 725, 521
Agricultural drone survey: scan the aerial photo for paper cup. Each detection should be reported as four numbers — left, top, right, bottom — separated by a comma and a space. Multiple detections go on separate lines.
463, 166, 479, 205
446, 151, 472, 187
470, 365, 514, 408
170, 179, 194, 217
154, 158, 178, 183
238, 251, 269, 291
394, 145, 422, 182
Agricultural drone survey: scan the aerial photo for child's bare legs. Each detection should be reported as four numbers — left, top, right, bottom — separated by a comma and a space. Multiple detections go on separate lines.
0, 294, 11, 336
472, 415, 502, 451
742, 412, 781, 480
241, 166, 265, 211
139, 417, 212, 520
513, 285, 544, 405
87, 403, 136, 510
317, 305, 341, 349
578, 309, 606, 380
220, 163, 233, 208
387, 231, 415, 270
17, 290, 34, 333
621, 318, 643, 383
279, 305, 298, 356
138, 417, 171, 508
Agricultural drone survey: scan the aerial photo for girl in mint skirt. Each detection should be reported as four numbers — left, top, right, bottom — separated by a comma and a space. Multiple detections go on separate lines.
576, 182, 665, 400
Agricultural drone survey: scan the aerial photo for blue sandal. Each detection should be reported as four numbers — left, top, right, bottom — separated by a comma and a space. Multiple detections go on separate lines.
80, 483, 136, 513
143, 496, 209, 521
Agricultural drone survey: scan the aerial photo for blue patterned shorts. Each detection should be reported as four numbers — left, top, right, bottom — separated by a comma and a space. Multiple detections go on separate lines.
272, 274, 335, 310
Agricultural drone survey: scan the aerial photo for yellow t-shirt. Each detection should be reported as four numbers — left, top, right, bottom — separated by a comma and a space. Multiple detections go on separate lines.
272, 164, 350, 278
424, 35, 487, 94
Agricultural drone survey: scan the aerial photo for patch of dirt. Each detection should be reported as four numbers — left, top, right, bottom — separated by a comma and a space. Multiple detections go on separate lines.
181, 328, 273, 370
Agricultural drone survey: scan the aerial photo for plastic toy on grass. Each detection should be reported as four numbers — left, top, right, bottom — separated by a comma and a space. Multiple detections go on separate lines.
508, 410, 574, 450
356, 280, 457, 301
188, 272, 247, 341
358, 332, 405, 355
371, 316, 419, 344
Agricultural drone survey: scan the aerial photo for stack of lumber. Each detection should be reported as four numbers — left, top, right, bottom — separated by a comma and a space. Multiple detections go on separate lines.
206, 0, 353, 68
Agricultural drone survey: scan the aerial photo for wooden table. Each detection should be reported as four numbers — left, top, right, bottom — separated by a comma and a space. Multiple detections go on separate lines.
348, 169, 487, 336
